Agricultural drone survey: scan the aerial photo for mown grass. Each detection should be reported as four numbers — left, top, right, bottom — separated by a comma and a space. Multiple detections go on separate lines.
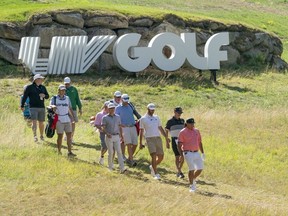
0, 68, 288, 215
1, 0, 288, 60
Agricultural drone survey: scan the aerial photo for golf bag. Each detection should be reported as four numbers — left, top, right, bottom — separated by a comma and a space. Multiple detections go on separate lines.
45, 97, 58, 138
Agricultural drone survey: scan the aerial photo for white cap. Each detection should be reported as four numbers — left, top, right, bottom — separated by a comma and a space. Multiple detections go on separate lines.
58, 84, 66, 90
64, 77, 71, 84
121, 94, 129, 102
108, 102, 116, 109
102, 100, 110, 109
114, 91, 122, 97
147, 103, 156, 110
33, 74, 45, 81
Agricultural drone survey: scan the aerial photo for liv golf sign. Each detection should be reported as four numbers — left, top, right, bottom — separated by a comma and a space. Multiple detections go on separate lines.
18, 32, 229, 75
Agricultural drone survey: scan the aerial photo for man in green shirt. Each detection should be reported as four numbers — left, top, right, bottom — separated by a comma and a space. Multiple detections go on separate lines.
64, 77, 82, 143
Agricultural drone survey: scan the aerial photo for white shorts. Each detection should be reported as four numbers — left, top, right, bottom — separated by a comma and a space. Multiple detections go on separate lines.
122, 126, 138, 145
184, 151, 204, 171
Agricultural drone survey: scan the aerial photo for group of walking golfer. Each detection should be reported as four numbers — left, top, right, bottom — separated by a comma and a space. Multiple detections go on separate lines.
20, 74, 205, 192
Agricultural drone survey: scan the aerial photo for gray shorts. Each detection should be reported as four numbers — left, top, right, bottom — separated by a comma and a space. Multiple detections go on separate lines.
30, 108, 45, 121
72, 110, 78, 122
56, 121, 72, 134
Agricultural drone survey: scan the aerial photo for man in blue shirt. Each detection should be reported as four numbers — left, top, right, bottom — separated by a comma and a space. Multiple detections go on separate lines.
115, 94, 139, 166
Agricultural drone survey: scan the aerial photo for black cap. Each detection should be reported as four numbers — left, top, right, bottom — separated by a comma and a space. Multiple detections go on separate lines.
174, 106, 183, 114
186, 118, 195, 124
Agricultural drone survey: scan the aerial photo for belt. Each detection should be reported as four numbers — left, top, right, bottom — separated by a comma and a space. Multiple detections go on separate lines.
111, 133, 119, 135
184, 150, 198, 154
122, 125, 135, 127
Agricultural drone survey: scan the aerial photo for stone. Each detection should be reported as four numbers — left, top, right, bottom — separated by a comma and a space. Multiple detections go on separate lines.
164, 14, 186, 28
271, 56, 288, 71
54, 13, 84, 28
129, 17, 154, 27
0, 22, 26, 40
30, 25, 87, 48
85, 15, 128, 29
28, 14, 53, 25
0, 38, 20, 64
221, 46, 241, 66
91, 52, 116, 71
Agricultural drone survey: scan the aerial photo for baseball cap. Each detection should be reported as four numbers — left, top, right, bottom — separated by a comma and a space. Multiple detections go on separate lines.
33, 74, 45, 81
58, 84, 66, 90
114, 91, 122, 97
102, 100, 110, 109
108, 102, 116, 109
186, 118, 195, 124
121, 94, 129, 102
174, 106, 183, 114
64, 77, 71, 84
147, 103, 156, 110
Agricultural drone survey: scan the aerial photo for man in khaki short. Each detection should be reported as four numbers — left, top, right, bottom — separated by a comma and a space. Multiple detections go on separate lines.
139, 103, 170, 180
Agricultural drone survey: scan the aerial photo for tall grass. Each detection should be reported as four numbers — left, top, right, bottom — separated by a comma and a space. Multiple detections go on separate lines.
0, 69, 288, 215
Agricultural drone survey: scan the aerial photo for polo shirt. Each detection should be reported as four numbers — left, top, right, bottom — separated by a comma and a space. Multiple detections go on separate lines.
140, 113, 161, 138
178, 127, 202, 151
115, 104, 135, 126
165, 116, 185, 137
101, 114, 121, 135
65, 85, 82, 111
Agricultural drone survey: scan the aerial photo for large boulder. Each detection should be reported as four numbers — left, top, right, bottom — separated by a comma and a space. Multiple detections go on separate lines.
0, 38, 20, 64
54, 12, 84, 28
271, 56, 288, 71
221, 46, 241, 66
30, 25, 87, 48
0, 22, 26, 40
151, 21, 183, 36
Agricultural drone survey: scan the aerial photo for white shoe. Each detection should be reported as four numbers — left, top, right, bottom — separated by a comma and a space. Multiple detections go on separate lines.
154, 173, 161, 180
149, 165, 155, 177
99, 157, 104, 165
34, 136, 38, 142
189, 183, 197, 192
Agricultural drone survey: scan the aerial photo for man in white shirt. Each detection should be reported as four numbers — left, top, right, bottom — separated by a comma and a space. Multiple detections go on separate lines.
50, 84, 76, 157
139, 103, 170, 180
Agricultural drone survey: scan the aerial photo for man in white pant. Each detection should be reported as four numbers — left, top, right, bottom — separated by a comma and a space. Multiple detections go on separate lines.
101, 103, 127, 174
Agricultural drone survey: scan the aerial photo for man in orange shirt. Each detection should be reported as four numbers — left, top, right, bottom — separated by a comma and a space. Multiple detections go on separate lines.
178, 118, 205, 192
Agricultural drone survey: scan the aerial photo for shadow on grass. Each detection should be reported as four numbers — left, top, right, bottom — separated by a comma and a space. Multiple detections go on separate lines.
221, 83, 256, 93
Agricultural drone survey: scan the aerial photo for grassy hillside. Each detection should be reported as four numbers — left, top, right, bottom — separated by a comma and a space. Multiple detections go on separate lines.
0, 69, 288, 215
1, 0, 288, 60
1, 0, 288, 215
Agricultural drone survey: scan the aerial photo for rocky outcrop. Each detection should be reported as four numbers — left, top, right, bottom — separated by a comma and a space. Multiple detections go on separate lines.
0, 10, 287, 71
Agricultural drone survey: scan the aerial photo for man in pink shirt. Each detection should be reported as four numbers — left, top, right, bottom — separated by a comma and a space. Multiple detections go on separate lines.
178, 118, 205, 192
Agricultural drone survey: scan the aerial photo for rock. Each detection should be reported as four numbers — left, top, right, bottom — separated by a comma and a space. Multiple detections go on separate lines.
86, 27, 116, 40
30, 25, 87, 48
221, 46, 241, 66
54, 12, 84, 28
85, 15, 128, 29
117, 27, 149, 39
151, 21, 183, 35
271, 56, 288, 71
91, 52, 116, 71
28, 14, 53, 25
209, 21, 227, 31
0, 38, 20, 64
196, 31, 211, 45
0, 22, 26, 40
164, 14, 186, 28
129, 17, 154, 27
